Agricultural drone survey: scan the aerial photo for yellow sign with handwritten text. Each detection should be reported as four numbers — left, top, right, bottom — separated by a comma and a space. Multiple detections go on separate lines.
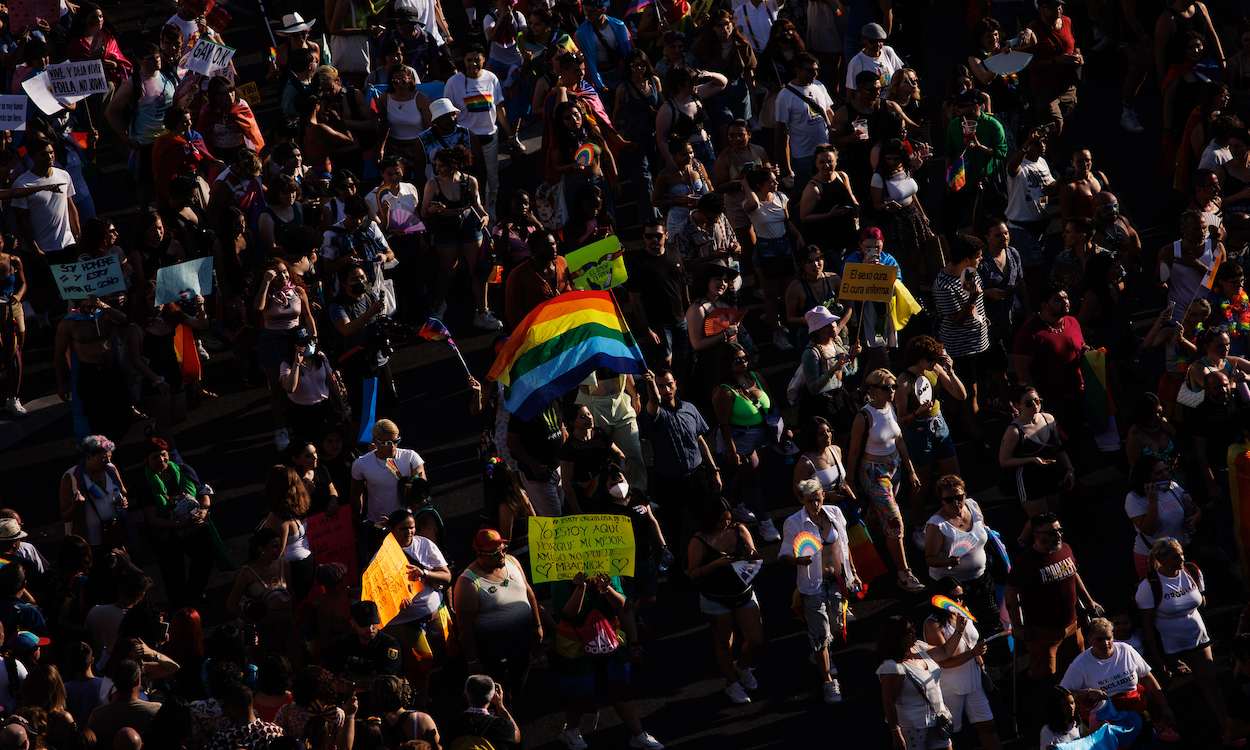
236, 81, 260, 107
529, 514, 636, 583
838, 262, 898, 302
362, 533, 424, 627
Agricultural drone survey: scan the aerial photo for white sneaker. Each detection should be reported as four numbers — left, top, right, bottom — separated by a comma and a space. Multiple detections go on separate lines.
430, 300, 448, 320
911, 529, 926, 550
274, 428, 291, 451
558, 727, 588, 750
629, 732, 664, 749
734, 661, 757, 689
759, 518, 781, 542
731, 503, 757, 523
823, 679, 844, 704
772, 329, 794, 351
725, 682, 751, 704
196, 339, 210, 361
5, 397, 26, 417
1120, 110, 1145, 133
473, 308, 503, 330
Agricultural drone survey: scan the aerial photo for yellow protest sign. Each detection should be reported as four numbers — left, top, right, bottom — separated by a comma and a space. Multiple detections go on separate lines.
838, 262, 898, 302
362, 533, 424, 627
236, 81, 260, 107
529, 513, 636, 583
565, 236, 628, 291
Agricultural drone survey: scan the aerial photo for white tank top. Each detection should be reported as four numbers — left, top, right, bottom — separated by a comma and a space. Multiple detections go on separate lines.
281, 518, 312, 561
387, 96, 425, 141
1168, 239, 1217, 322
863, 403, 902, 456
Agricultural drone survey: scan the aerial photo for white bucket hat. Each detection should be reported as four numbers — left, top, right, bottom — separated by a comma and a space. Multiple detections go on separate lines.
278, 13, 315, 34
428, 98, 460, 121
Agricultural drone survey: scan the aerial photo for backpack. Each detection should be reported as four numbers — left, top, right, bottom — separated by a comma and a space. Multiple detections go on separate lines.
1143, 561, 1202, 611
577, 609, 621, 656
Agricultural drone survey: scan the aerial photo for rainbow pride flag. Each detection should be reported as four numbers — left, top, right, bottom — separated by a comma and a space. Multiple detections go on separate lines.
464, 93, 493, 112
837, 501, 887, 596
1080, 347, 1116, 435
947, 150, 967, 192
419, 317, 454, 345
488, 291, 646, 421
173, 325, 201, 383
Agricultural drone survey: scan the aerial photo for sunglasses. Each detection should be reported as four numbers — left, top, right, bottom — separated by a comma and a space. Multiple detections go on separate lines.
731, 357, 749, 364
643, 232, 663, 239
1038, 527, 1064, 536
874, 383, 897, 391
940, 492, 965, 502
376, 438, 402, 446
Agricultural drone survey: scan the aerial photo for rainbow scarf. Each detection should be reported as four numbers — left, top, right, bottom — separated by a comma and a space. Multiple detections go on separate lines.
487, 290, 645, 421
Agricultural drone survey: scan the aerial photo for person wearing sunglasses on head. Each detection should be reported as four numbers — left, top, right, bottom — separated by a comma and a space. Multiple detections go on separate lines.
1005, 512, 1101, 684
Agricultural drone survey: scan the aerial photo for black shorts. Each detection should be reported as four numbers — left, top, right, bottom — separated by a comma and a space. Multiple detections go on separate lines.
952, 349, 990, 386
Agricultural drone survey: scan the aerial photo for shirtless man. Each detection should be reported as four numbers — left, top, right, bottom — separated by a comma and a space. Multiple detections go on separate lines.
54, 295, 132, 441
1091, 191, 1142, 268
0, 238, 26, 417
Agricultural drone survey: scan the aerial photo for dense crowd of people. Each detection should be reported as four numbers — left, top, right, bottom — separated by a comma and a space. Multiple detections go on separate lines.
9, 0, 1250, 748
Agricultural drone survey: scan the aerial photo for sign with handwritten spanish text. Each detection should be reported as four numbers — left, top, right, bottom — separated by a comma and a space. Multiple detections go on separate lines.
0, 96, 27, 131
7, 0, 60, 30
528, 513, 636, 583
838, 262, 898, 302
185, 37, 236, 77
306, 510, 358, 585
361, 533, 423, 627
154, 257, 214, 305
565, 236, 628, 291
43, 60, 108, 104
54, 256, 125, 300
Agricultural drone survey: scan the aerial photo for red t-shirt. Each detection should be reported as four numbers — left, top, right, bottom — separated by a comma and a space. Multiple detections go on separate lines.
1026, 16, 1077, 92
1007, 542, 1079, 629
1014, 314, 1085, 399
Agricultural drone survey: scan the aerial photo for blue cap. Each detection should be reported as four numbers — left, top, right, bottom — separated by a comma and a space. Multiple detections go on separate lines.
7, 631, 50, 652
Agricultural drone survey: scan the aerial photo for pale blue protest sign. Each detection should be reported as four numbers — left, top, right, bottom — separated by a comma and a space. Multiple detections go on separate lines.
54, 255, 124, 299
155, 257, 214, 305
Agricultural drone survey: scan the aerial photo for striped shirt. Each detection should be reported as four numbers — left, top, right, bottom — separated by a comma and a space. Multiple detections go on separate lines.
932, 269, 990, 357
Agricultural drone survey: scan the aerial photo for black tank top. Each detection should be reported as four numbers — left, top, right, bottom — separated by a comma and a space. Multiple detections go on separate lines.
804, 174, 857, 253
668, 97, 709, 143
694, 534, 751, 599
1163, 6, 1200, 70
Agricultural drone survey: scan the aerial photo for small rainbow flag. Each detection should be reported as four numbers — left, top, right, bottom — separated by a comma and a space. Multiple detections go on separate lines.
947, 150, 967, 192
267, 46, 277, 63
932, 594, 976, 621
1201, 251, 1223, 290
793, 530, 822, 559
418, 317, 454, 345
464, 93, 493, 112
488, 291, 646, 421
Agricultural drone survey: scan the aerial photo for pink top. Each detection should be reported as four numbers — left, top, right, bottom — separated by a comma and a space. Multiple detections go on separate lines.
279, 355, 332, 406
262, 285, 302, 330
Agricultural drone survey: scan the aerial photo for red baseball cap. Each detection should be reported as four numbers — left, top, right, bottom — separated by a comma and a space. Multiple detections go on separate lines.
472, 529, 509, 552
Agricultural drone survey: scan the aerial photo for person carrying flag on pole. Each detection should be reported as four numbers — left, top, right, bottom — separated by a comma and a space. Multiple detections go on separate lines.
1156, 210, 1225, 324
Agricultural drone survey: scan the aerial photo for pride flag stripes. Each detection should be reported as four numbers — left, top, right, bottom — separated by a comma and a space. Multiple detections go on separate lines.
947, 149, 968, 192
488, 291, 646, 421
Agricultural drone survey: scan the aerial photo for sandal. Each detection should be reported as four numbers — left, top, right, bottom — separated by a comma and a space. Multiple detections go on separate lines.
1173, 660, 1192, 675
897, 571, 926, 593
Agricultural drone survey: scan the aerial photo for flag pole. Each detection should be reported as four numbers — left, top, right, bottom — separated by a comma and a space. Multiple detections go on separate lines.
447, 340, 473, 378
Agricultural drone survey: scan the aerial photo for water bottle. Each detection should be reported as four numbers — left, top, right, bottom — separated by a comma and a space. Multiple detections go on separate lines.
659, 547, 673, 572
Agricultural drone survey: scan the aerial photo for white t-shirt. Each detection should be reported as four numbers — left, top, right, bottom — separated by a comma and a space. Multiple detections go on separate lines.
1124, 483, 1190, 556
876, 642, 946, 728
365, 183, 422, 221
733, 0, 778, 52
1039, 722, 1080, 749
1199, 140, 1232, 172
351, 449, 426, 522
927, 617, 981, 695
0, 657, 28, 713
845, 46, 905, 96
85, 603, 129, 658
484, 10, 526, 69
443, 71, 505, 137
1133, 566, 1208, 654
775, 82, 833, 158
871, 170, 919, 205
12, 167, 76, 252
1060, 641, 1152, 697
747, 190, 789, 239
1005, 156, 1054, 225
165, 13, 199, 55
382, 534, 448, 624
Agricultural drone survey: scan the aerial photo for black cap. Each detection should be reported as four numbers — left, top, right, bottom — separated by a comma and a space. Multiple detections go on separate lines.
954, 88, 980, 106
293, 325, 314, 344
350, 601, 381, 625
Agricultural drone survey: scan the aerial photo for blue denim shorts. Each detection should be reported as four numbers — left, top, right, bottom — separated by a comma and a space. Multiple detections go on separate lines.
258, 328, 295, 369
1008, 223, 1046, 268
699, 590, 758, 615
902, 413, 958, 467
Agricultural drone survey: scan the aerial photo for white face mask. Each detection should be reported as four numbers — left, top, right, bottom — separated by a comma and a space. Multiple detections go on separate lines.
608, 481, 629, 499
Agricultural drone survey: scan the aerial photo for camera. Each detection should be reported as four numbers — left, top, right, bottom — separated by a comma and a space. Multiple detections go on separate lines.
366, 315, 418, 358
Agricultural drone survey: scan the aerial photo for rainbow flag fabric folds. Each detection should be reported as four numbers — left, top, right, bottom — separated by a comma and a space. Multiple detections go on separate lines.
488, 291, 646, 421
1080, 347, 1115, 432
947, 150, 967, 192
419, 318, 455, 346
